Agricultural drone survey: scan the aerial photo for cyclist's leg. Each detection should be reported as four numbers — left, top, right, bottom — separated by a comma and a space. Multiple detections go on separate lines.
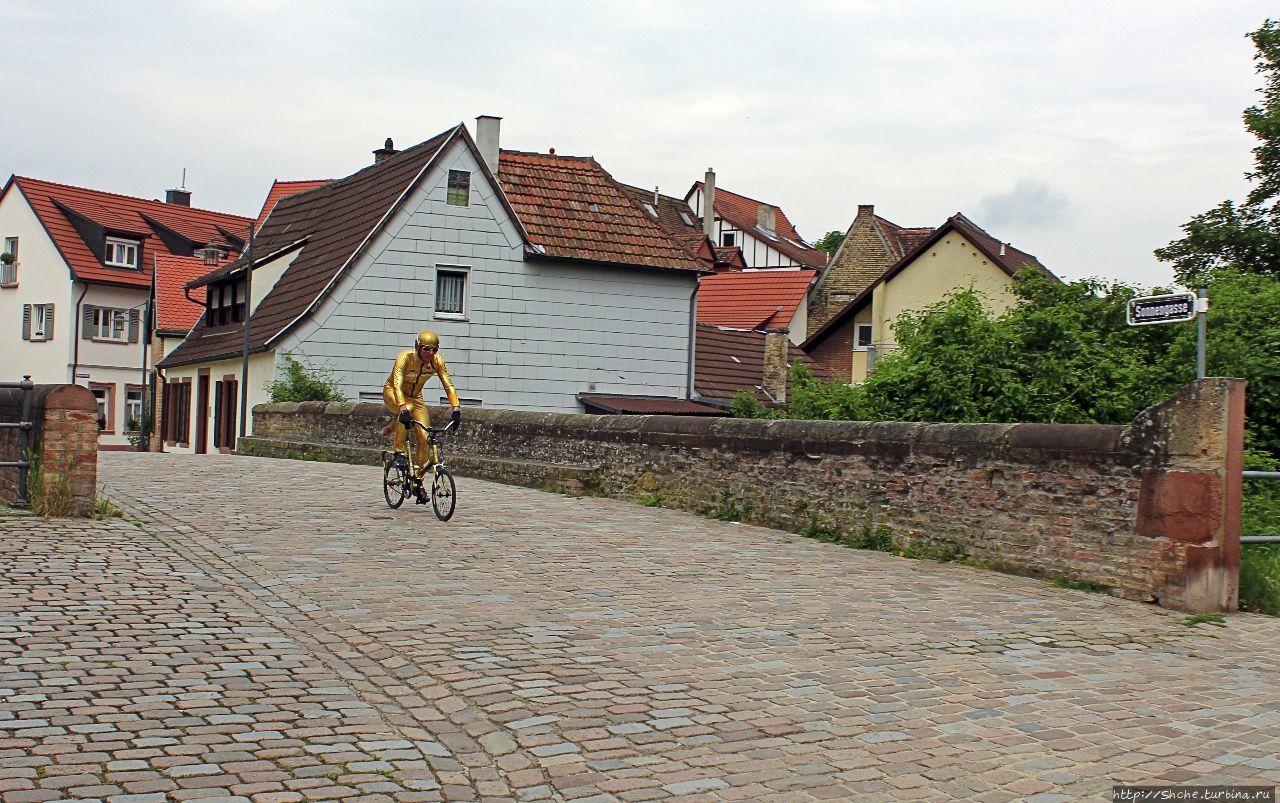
409, 399, 432, 477
383, 386, 408, 461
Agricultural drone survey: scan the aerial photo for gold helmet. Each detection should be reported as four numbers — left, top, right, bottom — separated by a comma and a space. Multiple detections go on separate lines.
415, 330, 440, 350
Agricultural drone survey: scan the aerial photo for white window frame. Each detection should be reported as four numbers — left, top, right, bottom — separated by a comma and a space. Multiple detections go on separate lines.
105, 237, 140, 269
434, 266, 469, 320
721, 232, 736, 247
854, 323, 874, 351
31, 304, 51, 341
93, 307, 129, 342
125, 386, 144, 432
446, 169, 471, 207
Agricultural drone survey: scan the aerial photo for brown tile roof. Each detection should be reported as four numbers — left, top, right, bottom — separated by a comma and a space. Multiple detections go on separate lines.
695, 324, 829, 405
254, 179, 331, 232
2, 175, 250, 289
578, 394, 727, 416
500, 152, 705, 273
697, 269, 817, 330
690, 182, 827, 269
159, 126, 461, 368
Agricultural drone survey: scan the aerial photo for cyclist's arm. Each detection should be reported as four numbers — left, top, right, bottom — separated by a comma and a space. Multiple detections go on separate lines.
433, 354, 460, 408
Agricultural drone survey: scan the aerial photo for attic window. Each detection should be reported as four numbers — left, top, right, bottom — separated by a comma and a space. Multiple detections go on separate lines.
642, 202, 657, 217
447, 170, 470, 207
679, 210, 693, 226
105, 237, 140, 269
721, 232, 736, 248
208, 279, 246, 326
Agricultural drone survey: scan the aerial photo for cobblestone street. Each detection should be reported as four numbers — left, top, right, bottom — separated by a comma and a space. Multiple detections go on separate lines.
2, 452, 1278, 802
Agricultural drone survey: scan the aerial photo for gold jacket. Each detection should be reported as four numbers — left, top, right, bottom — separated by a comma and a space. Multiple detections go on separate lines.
384, 348, 459, 408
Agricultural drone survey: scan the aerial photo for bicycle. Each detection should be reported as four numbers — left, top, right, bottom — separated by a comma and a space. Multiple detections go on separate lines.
381, 416, 458, 521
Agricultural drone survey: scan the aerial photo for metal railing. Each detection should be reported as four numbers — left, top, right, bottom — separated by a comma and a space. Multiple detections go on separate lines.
1242, 470, 1280, 544
0, 375, 34, 507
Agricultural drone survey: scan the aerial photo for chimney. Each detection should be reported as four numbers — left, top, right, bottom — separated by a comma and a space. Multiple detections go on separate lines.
762, 327, 790, 404
372, 137, 398, 164
857, 204, 875, 216
165, 188, 191, 207
476, 115, 501, 175
757, 204, 777, 233
702, 167, 717, 238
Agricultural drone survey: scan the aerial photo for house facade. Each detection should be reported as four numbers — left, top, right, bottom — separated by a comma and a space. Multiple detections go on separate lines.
157, 118, 709, 453
685, 174, 827, 270
0, 176, 249, 448
803, 212, 1053, 382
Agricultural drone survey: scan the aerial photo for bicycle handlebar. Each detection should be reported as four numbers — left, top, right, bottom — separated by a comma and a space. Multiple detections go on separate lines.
404, 416, 459, 435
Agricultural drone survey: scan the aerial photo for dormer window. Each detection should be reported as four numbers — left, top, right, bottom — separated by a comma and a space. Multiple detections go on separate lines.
642, 202, 657, 217
105, 237, 140, 268
207, 279, 246, 326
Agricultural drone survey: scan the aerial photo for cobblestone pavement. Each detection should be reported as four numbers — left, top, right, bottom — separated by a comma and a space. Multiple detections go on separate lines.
1, 453, 1277, 802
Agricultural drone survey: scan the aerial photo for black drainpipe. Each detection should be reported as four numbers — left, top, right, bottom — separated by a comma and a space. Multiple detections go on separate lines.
71, 282, 89, 384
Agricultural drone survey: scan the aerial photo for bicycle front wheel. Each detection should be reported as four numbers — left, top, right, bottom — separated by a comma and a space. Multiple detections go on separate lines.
383, 458, 409, 509
431, 467, 456, 521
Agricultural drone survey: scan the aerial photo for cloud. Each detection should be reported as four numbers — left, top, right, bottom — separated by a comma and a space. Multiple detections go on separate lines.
974, 179, 1073, 231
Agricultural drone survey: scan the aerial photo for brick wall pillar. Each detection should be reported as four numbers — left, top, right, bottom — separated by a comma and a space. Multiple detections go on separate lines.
0, 384, 98, 516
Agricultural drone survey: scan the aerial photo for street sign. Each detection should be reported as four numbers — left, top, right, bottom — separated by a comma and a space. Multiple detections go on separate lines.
1126, 292, 1197, 326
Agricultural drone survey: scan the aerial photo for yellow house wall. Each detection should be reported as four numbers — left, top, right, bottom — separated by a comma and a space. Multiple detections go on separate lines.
872, 234, 1018, 348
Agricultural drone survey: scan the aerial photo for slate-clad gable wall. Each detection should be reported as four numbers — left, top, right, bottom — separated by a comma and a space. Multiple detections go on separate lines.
280, 142, 696, 412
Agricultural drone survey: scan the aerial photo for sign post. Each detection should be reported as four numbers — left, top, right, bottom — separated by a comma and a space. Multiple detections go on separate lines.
1126, 290, 1208, 378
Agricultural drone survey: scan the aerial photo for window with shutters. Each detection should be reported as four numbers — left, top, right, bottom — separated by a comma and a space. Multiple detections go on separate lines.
89, 383, 113, 432
214, 377, 238, 450
104, 237, 140, 269
125, 385, 144, 432
21, 303, 54, 341
434, 267, 468, 318
85, 306, 136, 342
1, 236, 16, 286
165, 379, 191, 445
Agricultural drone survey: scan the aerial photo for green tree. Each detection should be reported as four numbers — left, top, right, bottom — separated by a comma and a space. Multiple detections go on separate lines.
266, 354, 347, 403
813, 230, 845, 255
1156, 20, 1280, 285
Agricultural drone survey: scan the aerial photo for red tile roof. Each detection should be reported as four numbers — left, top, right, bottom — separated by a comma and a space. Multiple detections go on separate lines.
3, 176, 251, 288
500, 151, 706, 273
697, 269, 816, 330
695, 324, 828, 404
153, 255, 217, 333
690, 182, 827, 269
578, 395, 727, 416
254, 179, 331, 232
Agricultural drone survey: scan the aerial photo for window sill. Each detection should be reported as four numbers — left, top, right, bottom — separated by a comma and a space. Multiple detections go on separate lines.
433, 313, 468, 321
28, 336, 48, 343
91, 337, 131, 344
0, 282, 16, 289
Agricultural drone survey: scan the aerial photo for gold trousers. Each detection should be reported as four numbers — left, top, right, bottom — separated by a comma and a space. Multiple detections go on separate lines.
383, 387, 431, 461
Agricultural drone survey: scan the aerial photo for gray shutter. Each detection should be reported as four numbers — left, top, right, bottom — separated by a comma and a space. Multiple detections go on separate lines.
128, 309, 140, 343
82, 305, 95, 339
21, 304, 30, 340
45, 304, 53, 341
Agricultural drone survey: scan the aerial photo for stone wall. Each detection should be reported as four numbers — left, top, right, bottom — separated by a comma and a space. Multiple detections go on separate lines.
0, 384, 99, 516
243, 378, 1245, 613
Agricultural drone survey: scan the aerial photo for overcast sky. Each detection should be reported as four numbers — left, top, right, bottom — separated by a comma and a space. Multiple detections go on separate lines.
2, 1, 1273, 289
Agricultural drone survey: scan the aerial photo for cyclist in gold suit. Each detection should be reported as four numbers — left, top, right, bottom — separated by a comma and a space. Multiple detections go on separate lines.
383, 330, 461, 479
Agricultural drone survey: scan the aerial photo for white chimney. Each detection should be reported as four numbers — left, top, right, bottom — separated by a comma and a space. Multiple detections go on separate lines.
757, 204, 777, 234
476, 115, 502, 175
702, 167, 717, 239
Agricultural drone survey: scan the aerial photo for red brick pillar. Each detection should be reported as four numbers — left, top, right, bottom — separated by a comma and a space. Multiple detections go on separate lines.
0, 384, 98, 516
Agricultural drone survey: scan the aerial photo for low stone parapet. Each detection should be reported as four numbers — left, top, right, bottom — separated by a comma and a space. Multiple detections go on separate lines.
247, 379, 1245, 613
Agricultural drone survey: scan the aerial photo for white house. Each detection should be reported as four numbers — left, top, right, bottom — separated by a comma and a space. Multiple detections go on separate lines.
0, 176, 249, 448
156, 117, 714, 453
684, 171, 827, 270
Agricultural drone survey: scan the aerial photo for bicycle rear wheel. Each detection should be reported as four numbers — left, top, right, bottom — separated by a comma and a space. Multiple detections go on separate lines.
431, 467, 456, 521
383, 457, 409, 509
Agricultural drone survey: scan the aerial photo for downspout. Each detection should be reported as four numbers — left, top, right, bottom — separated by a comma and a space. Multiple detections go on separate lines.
239, 223, 254, 444
71, 282, 89, 384
686, 275, 699, 399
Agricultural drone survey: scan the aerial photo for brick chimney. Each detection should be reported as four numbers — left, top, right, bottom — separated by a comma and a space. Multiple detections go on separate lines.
165, 188, 191, 207
762, 327, 790, 404
476, 115, 501, 175
702, 167, 717, 239
757, 203, 777, 233
373, 137, 398, 164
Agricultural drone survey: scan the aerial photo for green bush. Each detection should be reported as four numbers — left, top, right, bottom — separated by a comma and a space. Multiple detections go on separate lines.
266, 354, 347, 403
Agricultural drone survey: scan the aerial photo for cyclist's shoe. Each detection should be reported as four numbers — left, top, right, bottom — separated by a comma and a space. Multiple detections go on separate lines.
414, 482, 428, 504
393, 451, 409, 470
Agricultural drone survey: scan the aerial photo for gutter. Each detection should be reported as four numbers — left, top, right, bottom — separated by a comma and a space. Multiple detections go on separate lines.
686, 275, 699, 400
